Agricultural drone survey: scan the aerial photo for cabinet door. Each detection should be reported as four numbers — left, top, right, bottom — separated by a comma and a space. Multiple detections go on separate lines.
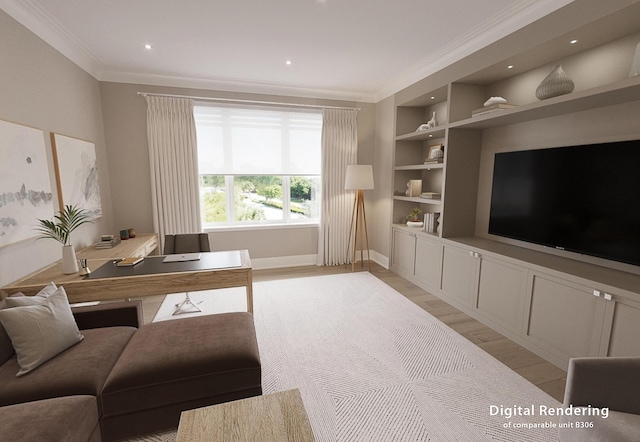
414, 236, 443, 292
524, 272, 606, 365
600, 295, 640, 357
440, 245, 477, 307
391, 229, 416, 277
475, 256, 527, 336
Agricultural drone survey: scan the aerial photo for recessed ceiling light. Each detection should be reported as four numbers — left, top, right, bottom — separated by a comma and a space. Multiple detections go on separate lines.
570, 39, 578, 44
286, 60, 292, 65
507, 65, 514, 69
144, 44, 152, 50
430, 96, 435, 100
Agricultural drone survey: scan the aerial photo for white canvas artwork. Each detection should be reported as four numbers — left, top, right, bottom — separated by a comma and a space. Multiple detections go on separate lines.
52, 133, 102, 219
0, 119, 54, 248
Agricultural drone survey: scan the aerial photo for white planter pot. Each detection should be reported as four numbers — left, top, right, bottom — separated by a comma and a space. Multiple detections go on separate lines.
406, 221, 424, 228
62, 244, 79, 274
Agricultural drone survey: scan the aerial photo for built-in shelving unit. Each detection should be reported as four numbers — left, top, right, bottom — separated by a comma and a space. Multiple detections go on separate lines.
389, 5, 640, 370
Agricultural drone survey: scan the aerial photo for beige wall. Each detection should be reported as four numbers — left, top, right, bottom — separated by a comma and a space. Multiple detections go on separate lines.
0, 10, 113, 286
99, 82, 377, 262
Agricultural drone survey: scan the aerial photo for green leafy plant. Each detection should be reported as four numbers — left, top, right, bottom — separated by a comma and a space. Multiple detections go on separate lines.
35, 204, 92, 246
407, 207, 422, 222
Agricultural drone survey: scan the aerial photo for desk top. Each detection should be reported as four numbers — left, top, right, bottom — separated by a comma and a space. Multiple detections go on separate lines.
87, 251, 242, 279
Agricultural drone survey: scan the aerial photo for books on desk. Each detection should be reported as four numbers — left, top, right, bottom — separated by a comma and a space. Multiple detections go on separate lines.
95, 235, 121, 249
116, 256, 144, 267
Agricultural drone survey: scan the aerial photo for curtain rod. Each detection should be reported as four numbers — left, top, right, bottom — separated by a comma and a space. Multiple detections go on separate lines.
137, 92, 361, 111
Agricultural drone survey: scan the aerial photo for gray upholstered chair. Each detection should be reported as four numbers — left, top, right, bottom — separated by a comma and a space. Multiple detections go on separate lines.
163, 233, 211, 315
559, 357, 640, 441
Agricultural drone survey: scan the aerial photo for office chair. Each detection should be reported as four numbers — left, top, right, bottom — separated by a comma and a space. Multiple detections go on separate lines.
163, 233, 211, 315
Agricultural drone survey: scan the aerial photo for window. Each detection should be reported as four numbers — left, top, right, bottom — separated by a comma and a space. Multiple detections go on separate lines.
195, 104, 322, 227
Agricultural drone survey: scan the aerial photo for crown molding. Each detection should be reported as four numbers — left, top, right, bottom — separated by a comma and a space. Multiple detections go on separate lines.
374, 0, 574, 102
0, 0, 103, 78
99, 70, 378, 103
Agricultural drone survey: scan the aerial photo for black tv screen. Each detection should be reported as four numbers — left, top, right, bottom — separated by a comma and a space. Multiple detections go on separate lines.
488, 139, 640, 267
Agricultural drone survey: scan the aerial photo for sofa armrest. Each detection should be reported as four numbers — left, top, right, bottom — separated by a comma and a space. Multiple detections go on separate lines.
72, 300, 143, 330
564, 357, 640, 415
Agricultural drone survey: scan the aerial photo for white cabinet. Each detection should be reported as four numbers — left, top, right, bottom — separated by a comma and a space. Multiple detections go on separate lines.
391, 227, 443, 293
440, 245, 477, 308
600, 293, 640, 357
476, 255, 528, 336
524, 272, 607, 366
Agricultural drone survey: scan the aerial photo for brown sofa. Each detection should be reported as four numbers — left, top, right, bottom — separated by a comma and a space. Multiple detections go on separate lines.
0, 300, 262, 441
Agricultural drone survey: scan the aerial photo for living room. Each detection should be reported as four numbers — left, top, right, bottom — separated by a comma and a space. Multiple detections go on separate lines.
1, 0, 640, 440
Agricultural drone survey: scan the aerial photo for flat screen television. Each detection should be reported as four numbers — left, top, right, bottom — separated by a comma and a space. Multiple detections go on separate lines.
488, 139, 640, 267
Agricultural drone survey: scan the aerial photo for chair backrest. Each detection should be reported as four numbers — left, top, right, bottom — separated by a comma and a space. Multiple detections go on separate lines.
163, 233, 211, 255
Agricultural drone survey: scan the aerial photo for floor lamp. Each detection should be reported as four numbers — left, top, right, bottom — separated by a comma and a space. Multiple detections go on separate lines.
345, 165, 374, 272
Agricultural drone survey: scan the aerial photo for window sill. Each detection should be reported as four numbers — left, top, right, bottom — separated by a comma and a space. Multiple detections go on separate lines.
203, 222, 319, 233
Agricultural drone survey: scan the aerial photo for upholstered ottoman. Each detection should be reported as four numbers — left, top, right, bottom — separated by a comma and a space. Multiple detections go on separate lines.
0, 395, 101, 442
100, 312, 262, 441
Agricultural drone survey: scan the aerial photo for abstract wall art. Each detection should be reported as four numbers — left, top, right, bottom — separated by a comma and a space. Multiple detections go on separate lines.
0, 119, 54, 248
51, 133, 102, 219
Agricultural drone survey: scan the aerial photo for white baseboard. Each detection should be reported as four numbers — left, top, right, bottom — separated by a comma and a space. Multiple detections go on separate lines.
252, 251, 389, 270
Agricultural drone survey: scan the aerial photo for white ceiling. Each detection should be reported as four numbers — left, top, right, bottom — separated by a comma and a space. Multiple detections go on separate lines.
1, 0, 575, 102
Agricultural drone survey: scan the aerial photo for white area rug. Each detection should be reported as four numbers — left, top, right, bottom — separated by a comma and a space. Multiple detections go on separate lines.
144, 273, 560, 441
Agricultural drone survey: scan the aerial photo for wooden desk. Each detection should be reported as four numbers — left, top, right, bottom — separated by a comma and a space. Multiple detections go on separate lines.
77, 233, 158, 260
1, 239, 254, 313
177, 389, 315, 442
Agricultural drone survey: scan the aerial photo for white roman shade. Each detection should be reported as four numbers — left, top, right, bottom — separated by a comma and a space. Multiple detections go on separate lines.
195, 105, 322, 176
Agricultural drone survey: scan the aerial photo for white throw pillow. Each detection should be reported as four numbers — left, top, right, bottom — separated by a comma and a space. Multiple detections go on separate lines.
0, 286, 83, 376
4, 282, 58, 308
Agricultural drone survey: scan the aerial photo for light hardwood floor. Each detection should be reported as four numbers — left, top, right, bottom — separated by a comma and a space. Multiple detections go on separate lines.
139, 262, 567, 403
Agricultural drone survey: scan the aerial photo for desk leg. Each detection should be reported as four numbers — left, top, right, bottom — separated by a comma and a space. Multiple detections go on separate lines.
246, 269, 254, 314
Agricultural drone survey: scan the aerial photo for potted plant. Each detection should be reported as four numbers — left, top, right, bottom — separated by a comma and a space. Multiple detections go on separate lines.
406, 207, 423, 228
35, 204, 92, 274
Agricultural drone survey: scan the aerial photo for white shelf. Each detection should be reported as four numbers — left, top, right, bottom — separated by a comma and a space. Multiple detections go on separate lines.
395, 163, 444, 171
393, 196, 442, 205
449, 76, 640, 130
395, 127, 446, 141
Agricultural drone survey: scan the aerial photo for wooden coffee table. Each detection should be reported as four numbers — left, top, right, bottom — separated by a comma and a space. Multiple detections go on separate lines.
177, 389, 315, 442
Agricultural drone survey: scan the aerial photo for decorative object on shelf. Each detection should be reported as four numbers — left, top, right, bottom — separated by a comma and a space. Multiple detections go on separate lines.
427, 112, 437, 128
630, 41, 640, 78
34, 204, 92, 274
425, 143, 444, 163
472, 101, 516, 117
51, 133, 102, 219
535, 65, 574, 100
120, 229, 130, 240
345, 165, 375, 272
420, 192, 441, 200
483, 96, 508, 106
406, 207, 423, 228
424, 212, 440, 233
415, 123, 430, 131
405, 180, 422, 197
127, 228, 137, 238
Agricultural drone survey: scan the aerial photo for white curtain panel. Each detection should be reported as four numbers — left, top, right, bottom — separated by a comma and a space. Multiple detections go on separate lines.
145, 96, 201, 250
317, 108, 358, 266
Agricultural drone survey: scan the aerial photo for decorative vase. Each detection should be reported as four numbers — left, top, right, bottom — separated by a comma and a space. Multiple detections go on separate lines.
62, 244, 79, 274
630, 41, 640, 78
407, 221, 423, 228
535, 65, 574, 100
427, 112, 437, 128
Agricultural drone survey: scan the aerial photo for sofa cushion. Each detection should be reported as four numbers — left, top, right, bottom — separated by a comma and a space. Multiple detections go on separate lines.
0, 287, 84, 376
0, 326, 135, 407
0, 299, 14, 366
101, 312, 261, 418
0, 396, 100, 442
0, 395, 100, 442
3, 281, 58, 307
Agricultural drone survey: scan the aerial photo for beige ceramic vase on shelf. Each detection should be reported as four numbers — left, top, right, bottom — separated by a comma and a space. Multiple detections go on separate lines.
535, 65, 575, 100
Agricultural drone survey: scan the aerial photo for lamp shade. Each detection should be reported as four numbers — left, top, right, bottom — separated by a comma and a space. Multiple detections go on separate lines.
345, 165, 374, 190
